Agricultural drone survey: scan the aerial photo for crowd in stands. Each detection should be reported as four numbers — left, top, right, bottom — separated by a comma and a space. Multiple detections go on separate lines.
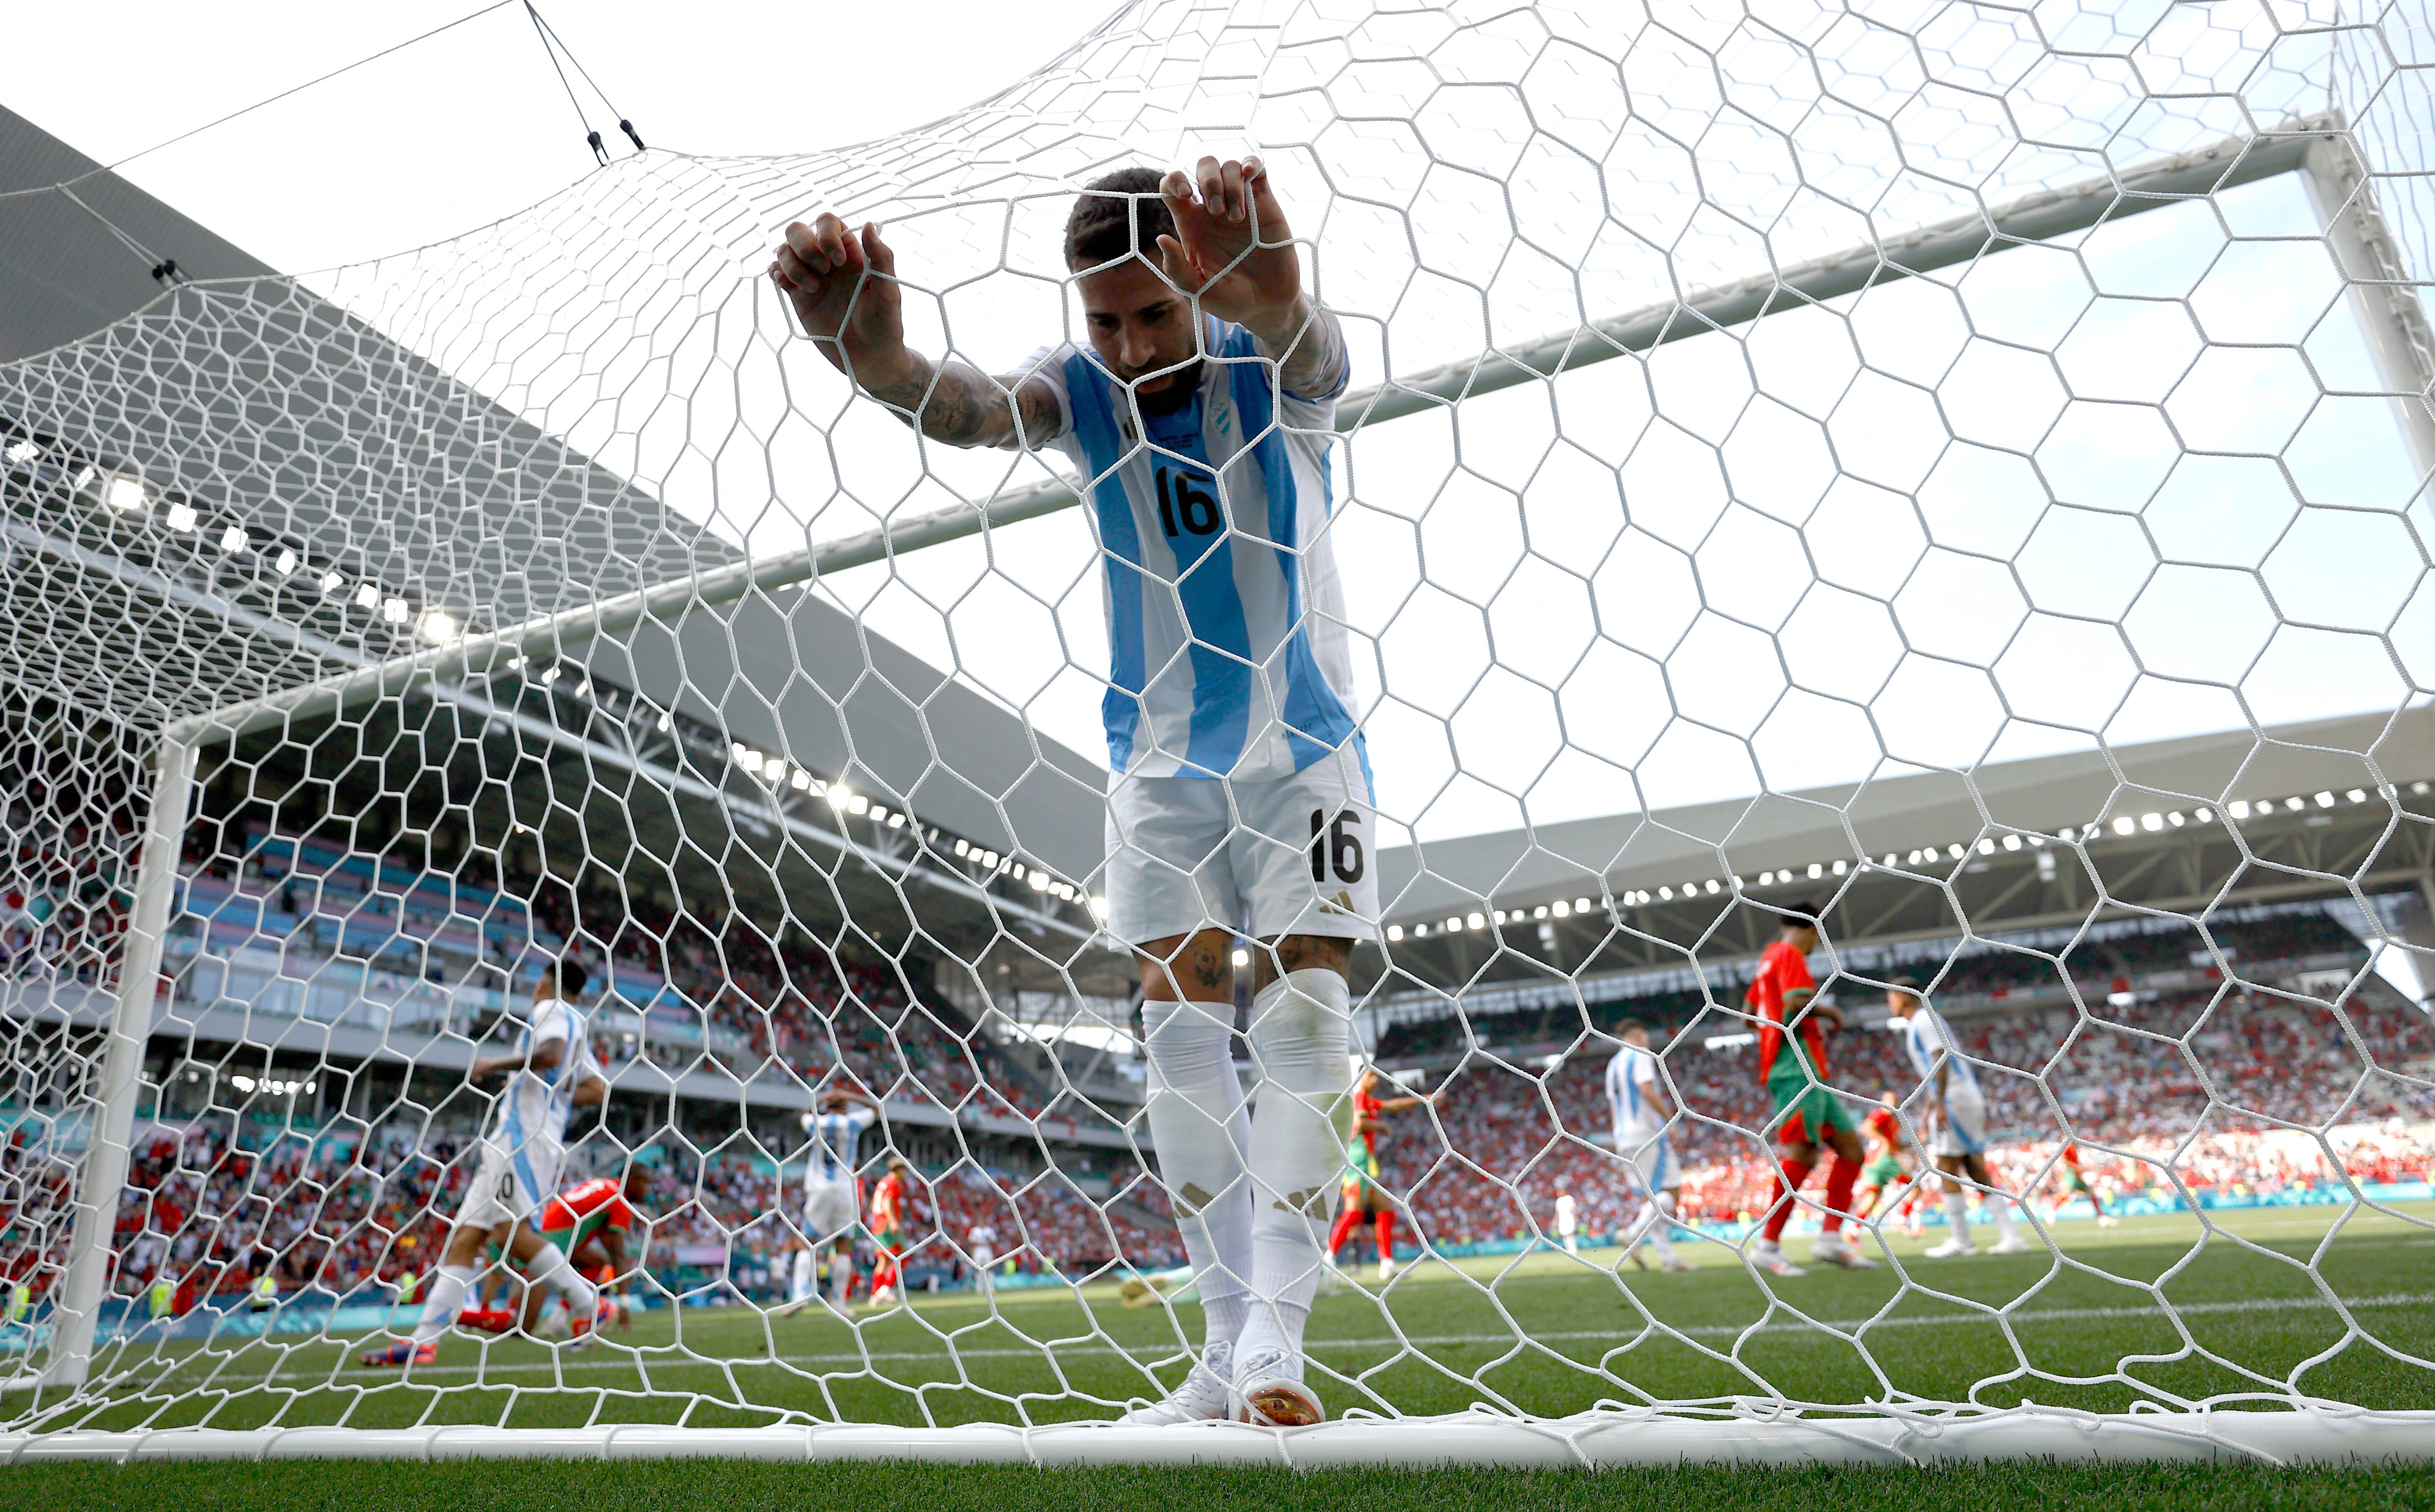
1360, 908, 2435, 1247
77, 1102, 1185, 1316
171, 825, 1075, 1129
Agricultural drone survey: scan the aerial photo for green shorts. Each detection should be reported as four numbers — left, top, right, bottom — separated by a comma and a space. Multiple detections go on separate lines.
1862, 1155, 1905, 1188
1768, 1071, 1857, 1144
1341, 1139, 1382, 1205
2064, 1169, 2092, 1193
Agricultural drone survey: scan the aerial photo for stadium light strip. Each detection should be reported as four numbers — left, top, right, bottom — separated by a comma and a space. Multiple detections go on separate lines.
166, 114, 2415, 753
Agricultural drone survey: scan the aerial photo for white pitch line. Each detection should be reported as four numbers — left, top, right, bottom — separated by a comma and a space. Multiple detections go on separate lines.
194, 1290, 2435, 1385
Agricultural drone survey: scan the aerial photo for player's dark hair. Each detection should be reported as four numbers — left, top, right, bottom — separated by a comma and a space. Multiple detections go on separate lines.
1779, 904, 1820, 931
1067, 168, 1176, 269
553, 957, 590, 1001
1889, 974, 1925, 993
1616, 1017, 1650, 1037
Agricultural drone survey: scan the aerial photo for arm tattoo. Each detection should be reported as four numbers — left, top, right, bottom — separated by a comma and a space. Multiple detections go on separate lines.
1257, 305, 1349, 402
858, 355, 1063, 450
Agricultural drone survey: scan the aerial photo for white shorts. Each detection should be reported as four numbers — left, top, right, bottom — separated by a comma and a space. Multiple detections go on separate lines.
458, 1134, 560, 1232
1617, 1125, 1680, 1193
803, 1178, 860, 1242
1933, 1088, 1987, 1158
1104, 744, 1380, 946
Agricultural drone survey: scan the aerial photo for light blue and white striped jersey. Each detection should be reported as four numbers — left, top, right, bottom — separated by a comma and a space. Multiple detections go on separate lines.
1900, 1006, 1980, 1095
1023, 315, 1362, 781
498, 994, 588, 1154
1606, 1044, 1668, 1136
805, 1105, 877, 1187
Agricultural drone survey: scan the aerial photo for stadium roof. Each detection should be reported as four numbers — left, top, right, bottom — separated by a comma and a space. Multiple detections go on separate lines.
1365, 705, 2435, 999
0, 103, 1106, 968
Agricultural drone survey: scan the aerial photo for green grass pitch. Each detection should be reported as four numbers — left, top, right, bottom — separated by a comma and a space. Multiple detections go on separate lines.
5, 1203, 2430, 1508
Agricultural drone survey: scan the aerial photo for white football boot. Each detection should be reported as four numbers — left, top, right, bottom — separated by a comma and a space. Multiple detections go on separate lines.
1119, 1342, 1234, 1425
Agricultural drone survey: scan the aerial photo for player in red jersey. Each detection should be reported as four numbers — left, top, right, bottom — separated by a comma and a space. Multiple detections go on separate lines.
459, 1164, 650, 1336
1745, 906, 1872, 1275
865, 1154, 913, 1310
1853, 1093, 1923, 1235
1325, 1067, 1440, 1282
2050, 1141, 2118, 1228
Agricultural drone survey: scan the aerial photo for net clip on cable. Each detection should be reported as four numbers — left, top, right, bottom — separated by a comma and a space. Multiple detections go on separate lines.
619, 119, 645, 152
587, 130, 610, 167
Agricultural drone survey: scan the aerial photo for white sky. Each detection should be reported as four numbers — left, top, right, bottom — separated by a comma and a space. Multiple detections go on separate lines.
11, 2, 2431, 848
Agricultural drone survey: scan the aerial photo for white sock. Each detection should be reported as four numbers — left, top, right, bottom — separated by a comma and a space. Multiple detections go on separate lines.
1142, 996, 1255, 1354
1944, 1190, 1972, 1244
1234, 968, 1351, 1373
526, 1240, 598, 1316
1988, 1186, 2021, 1241
412, 1264, 474, 1344
1648, 1193, 1679, 1260
790, 1249, 815, 1302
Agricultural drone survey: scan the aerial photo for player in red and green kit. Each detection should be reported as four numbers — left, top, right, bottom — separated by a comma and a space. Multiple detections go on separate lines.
865, 1155, 912, 1311
1853, 1093, 1922, 1234
2051, 1141, 2118, 1227
1745, 906, 1873, 1274
1325, 1067, 1440, 1282
460, 1165, 650, 1335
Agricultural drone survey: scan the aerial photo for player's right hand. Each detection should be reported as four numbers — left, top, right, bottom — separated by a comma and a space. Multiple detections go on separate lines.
770, 215, 910, 379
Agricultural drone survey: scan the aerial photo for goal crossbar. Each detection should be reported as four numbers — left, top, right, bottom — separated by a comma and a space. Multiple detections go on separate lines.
168, 115, 2388, 754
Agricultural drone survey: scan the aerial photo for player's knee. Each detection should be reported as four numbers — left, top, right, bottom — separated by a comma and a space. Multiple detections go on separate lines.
1255, 933, 1350, 985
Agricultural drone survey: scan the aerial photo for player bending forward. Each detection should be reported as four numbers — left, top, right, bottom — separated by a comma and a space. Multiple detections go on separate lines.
360, 960, 612, 1367
787, 1085, 880, 1314
1326, 1067, 1437, 1281
773, 155, 1364, 1428
1852, 1093, 1925, 1237
460, 1163, 650, 1336
1884, 979, 2029, 1257
1745, 909, 1874, 1275
1606, 1019, 1693, 1272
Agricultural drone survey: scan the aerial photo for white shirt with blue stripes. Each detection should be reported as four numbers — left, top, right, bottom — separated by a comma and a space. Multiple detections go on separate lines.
805, 1105, 876, 1188
498, 994, 587, 1157
1021, 314, 1361, 782
1900, 1006, 1980, 1096
1607, 1044, 1669, 1139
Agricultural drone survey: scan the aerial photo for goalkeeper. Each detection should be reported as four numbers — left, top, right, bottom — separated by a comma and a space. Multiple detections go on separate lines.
772, 155, 1361, 1429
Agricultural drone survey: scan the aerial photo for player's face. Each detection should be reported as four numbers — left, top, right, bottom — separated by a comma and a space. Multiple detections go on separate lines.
1885, 989, 1916, 1017
534, 968, 556, 1005
1075, 259, 1198, 392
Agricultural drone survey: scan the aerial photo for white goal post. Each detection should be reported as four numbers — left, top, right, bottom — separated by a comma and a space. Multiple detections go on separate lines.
3, 11, 2433, 1462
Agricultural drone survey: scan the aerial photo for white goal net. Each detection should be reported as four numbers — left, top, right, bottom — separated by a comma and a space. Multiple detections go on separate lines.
0, 0, 2431, 1466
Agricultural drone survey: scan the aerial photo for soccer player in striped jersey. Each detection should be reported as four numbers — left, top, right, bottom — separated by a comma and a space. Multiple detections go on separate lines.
787, 1085, 879, 1314
774, 157, 1361, 1429
1605, 1019, 1692, 1272
1745, 908, 1874, 1275
1884, 978, 2029, 1257
359, 959, 611, 1367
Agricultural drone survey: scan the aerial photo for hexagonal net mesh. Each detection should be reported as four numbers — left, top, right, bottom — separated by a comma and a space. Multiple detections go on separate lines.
0, 0, 2432, 1462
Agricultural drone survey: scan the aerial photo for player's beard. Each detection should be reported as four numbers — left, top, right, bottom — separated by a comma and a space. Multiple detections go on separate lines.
1128, 358, 1202, 414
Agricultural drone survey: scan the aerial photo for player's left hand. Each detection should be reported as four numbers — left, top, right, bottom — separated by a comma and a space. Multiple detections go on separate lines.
1156, 156, 1301, 331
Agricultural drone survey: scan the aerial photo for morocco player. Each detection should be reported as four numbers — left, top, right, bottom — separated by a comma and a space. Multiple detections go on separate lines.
460, 1164, 651, 1335
2051, 1141, 2118, 1227
1745, 909, 1873, 1275
865, 1154, 913, 1310
360, 960, 610, 1367
1884, 978, 2028, 1256
1852, 1094, 1919, 1230
774, 155, 1364, 1428
787, 1085, 879, 1313
1325, 1067, 1437, 1281
1605, 1019, 1692, 1271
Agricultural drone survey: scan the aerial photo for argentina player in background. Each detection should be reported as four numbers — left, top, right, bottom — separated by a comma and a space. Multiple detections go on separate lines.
771, 156, 1365, 1427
